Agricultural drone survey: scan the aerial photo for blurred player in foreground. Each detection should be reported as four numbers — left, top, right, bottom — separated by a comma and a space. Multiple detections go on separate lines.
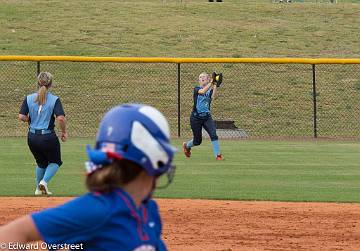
183, 72, 223, 160
18, 72, 67, 195
0, 104, 176, 251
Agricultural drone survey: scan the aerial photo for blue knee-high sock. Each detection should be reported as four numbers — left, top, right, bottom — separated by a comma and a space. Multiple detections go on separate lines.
36, 167, 46, 186
43, 163, 59, 183
211, 140, 220, 157
186, 139, 194, 149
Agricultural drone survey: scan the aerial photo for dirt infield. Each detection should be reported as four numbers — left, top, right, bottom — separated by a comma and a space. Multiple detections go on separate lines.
0, 198, 360, 251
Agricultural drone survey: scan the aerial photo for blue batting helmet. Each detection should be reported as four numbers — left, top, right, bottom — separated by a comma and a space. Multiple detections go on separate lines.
85, 104, 176, 182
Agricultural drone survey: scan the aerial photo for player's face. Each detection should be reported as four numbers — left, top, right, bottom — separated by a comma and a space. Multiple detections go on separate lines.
199, 75, 210, 87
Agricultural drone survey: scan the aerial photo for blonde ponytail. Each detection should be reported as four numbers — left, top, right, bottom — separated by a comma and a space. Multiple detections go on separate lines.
35, 72, 53, 105
36, 86, 47, 105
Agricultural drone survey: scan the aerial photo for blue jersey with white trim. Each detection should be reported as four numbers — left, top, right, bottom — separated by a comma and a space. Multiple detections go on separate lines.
31, 188, 166, 251
193, 86, 213, 114
26, 92, 59, 130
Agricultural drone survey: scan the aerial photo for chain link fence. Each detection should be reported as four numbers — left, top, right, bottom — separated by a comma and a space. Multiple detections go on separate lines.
0, 58, 359, 139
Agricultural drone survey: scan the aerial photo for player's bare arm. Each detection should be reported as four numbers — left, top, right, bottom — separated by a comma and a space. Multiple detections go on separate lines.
212, 84, 217, 99
56, 115, 68, 142
198, 82, 213, 95
0, 216, 40, 247
18, 114, 29, 122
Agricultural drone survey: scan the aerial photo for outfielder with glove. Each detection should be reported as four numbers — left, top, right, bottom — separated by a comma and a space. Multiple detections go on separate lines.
183, 72, 223, 160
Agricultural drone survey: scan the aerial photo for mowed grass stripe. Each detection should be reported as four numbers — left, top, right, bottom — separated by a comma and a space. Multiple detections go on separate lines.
0, 138, 359, 202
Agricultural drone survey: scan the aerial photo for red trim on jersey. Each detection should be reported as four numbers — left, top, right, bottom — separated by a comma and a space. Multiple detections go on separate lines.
142, 206, 148, 223
116, 191, 150, 241
92, 191, 101, 196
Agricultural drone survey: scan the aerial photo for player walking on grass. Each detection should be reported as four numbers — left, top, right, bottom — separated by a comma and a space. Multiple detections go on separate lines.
183, 72, 223, 160
18, 72, 67, 195
0, 104, 176, 251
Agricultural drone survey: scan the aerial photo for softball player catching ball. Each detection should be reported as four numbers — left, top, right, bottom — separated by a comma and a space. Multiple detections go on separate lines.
183, 72, 223, 160
0, 104, 176, 251
18, 72, 67, 195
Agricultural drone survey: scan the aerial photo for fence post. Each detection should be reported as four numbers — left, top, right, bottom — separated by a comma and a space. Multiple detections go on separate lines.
312, 64, 318, 138
177, 63, 181, 137
36, 62, 40, 75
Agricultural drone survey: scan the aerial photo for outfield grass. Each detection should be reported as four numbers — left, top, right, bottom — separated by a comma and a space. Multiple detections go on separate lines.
1, 0, 360, 139
0, 0, 359, 58
0, 1, 359, 203
1, 138, 359, 202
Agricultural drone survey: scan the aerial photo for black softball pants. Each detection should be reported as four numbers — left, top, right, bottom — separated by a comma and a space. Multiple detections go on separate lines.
27, 132, 63, 169
190, 113, 218, 146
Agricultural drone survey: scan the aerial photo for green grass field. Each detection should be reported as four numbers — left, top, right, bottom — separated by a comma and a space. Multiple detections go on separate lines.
0, 0, 359, 58
0, 0, 359, 204
1, 0, 360, 139
1, 138, 359, 202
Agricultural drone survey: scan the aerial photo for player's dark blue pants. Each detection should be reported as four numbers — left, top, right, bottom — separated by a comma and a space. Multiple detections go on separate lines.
27, 131, 63, 169
190, 113, 218, 146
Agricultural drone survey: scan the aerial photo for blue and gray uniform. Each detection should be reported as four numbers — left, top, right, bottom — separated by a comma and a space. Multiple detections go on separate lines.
21, 92, 64, 133
31, 188, 166, 251
186, 86, 220, 156
19, 92, 65, 185
193, 86, 213, 116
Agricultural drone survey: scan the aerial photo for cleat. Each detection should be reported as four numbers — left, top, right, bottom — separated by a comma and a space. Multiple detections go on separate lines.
39, 180, 53, 195
216, 154, 223, 161
182, 142, 191, 158
34, 187, 42, 195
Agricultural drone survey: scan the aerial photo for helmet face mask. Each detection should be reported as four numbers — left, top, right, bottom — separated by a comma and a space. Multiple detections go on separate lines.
155, 164, 176, 189
85, 104, 177, 188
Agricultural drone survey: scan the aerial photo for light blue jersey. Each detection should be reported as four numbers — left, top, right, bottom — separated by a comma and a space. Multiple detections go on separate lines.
192, 86, 213, 115
26, 92, 59, 130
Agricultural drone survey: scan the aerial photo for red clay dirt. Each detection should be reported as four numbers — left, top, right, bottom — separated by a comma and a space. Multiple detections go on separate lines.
0, 197, 360, 251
